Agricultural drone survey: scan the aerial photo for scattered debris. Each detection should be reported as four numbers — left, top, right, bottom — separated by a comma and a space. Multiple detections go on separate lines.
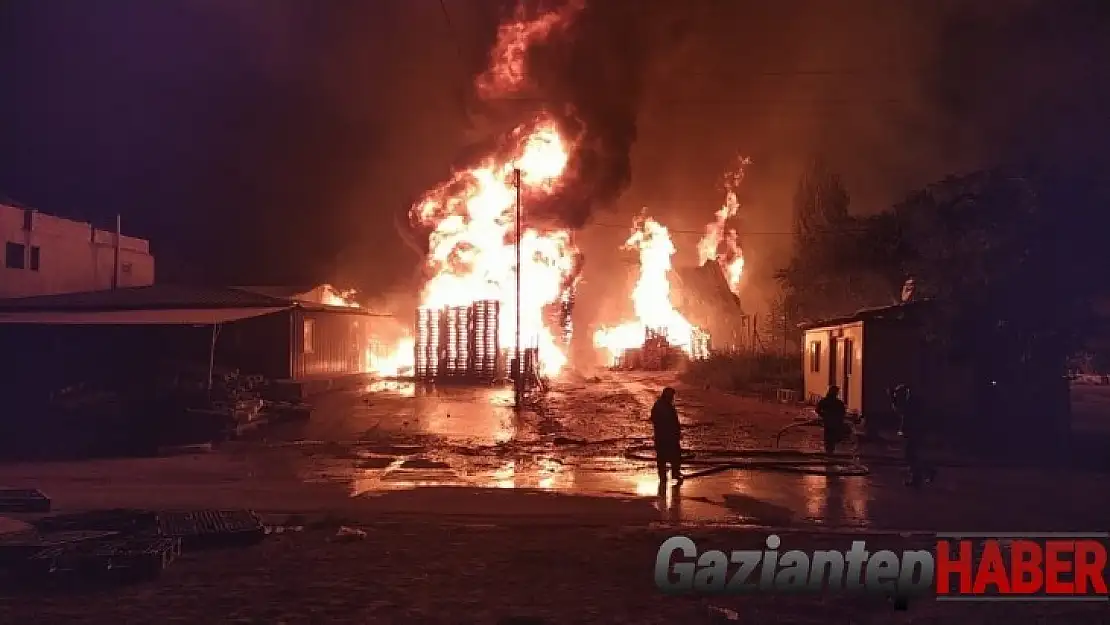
333, 526, 368, 542
707, 605, 741, 622
29, 536, 181, 584
265, 525, 304, 536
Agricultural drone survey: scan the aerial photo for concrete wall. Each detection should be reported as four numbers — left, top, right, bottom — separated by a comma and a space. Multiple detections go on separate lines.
0, 205, 154, 298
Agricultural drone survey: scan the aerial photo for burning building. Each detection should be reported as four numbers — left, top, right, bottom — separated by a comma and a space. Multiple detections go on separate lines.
593, 217, 713, 369
592, 158, 753, 369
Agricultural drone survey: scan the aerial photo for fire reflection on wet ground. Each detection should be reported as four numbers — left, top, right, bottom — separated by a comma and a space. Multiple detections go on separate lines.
243, 373, 1110, 531
267, 377, 885, 526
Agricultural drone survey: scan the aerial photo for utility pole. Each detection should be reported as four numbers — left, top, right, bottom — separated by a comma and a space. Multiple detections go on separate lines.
112, 214, 122, 289
513, 168, 523, 410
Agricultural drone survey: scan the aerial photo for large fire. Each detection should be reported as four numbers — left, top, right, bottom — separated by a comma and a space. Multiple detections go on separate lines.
591, 159, 752, 365
592, 216, 697, 364
368, 2, 745, 379
410, 116, 578, 376
366, 3, 586, 379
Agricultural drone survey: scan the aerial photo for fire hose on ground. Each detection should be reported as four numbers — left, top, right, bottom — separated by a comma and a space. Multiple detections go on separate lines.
624, 445, 873, 477
623, 418, 890, 478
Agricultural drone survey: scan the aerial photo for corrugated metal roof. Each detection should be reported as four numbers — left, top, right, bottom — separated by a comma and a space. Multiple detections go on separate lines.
233, 285, 320, 299
0, 285, 291, 311
0, 284, 397, 318
0, 307, 290, 325
801, 300, 930, 330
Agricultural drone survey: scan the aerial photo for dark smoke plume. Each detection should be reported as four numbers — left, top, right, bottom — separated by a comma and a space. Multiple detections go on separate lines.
472, 0, 655, 230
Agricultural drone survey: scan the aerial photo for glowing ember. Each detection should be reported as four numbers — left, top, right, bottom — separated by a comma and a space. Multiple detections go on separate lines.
698, 156, 750, 296
593, 216, 698, 364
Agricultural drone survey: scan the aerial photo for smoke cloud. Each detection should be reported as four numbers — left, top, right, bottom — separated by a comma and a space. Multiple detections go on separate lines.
463, 0, 657, 230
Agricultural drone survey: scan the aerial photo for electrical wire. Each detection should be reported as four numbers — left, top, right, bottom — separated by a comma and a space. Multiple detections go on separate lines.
587, 222, 875, 236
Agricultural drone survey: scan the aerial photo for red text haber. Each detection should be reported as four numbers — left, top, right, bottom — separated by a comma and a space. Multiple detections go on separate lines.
936, 538, 1109, 597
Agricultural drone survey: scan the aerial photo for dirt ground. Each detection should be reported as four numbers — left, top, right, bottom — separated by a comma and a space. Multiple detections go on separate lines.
2, 520, 1107, 625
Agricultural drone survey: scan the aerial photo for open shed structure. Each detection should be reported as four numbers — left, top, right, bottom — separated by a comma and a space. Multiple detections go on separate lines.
0, 284, 393, 400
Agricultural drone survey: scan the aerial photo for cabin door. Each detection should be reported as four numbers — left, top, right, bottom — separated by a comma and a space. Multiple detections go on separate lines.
839, 338, 853, 408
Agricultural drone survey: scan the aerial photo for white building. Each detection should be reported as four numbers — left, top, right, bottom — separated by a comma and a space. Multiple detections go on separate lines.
0, 204, 154, 299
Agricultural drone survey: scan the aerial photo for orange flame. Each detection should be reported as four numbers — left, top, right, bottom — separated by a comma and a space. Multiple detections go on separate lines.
367, 336, 415, 377
698, 157, 750, 296
412, 116, 577, 376
320, 284, 360, 308
593, 216, 697, 364
376, 1, 586, 379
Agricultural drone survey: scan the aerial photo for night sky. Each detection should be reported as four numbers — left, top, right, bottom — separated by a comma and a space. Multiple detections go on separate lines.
1, 0, 1108, 314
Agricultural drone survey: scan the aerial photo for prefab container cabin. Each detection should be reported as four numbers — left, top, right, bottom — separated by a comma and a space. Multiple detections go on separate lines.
801, 302, 974, 426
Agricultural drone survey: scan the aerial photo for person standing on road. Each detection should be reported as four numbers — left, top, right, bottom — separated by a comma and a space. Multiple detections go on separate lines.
816, 385, 847, 454
892, 384, 936, 487
651, 387, 684, 484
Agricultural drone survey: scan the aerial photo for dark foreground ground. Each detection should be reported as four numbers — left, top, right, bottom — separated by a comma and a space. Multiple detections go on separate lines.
2, 518, 1107, 625
0, 373, 1108, 623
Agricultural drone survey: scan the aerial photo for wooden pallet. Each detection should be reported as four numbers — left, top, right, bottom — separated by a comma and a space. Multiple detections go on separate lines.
33, 509, 157, 535
28, 536, 181, 583
0, 530, 120, 567
156, 510, 265, 550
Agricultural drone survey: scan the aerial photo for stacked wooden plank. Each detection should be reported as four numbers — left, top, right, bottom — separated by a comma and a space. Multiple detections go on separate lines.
415, 300, 504, 382
414, 307, 440, 379
471, 300, 500, 381
442, 306, 471, 378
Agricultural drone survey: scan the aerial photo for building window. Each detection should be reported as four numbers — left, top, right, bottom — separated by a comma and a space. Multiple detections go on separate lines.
22, 210, 32, 231
844, 339, 853, 375
121, 261, 133, 275
303, 319, 315, 354
29, 246, 40, 271
809, 340, 821, 373
4, 242, 24, 269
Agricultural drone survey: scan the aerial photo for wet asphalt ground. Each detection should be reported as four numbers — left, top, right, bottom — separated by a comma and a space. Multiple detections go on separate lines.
3, 371, 1103, 533
0, 371, 1105, 532
2, 373, 1109, 623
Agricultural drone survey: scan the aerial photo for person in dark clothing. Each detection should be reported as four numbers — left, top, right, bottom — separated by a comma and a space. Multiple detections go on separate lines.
650, 387, 683, 483
892, 384, 936, 487
816, 385, 847, 454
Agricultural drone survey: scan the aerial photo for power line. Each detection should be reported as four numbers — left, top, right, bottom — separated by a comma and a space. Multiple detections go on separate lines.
678, 67, 932, 77
436, 0, 465, 62
436, 0, 471, 112
588, 222, 873, 235
493, 95, 915, 105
